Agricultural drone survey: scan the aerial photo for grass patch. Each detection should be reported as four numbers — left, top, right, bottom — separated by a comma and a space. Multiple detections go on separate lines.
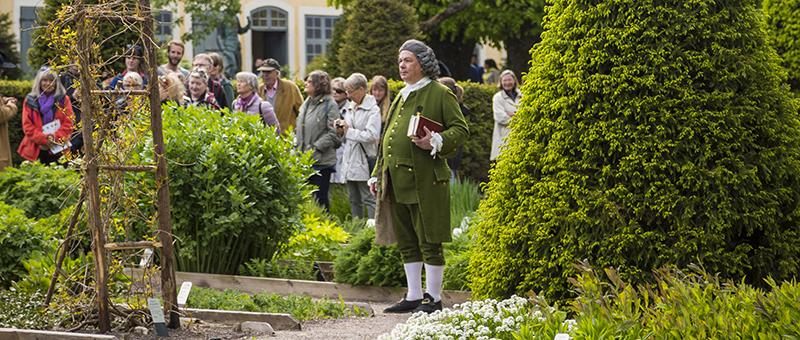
186, 287, 370, 321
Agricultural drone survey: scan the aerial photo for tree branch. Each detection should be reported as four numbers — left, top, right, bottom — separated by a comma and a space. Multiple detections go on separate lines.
420, 0, 474, 32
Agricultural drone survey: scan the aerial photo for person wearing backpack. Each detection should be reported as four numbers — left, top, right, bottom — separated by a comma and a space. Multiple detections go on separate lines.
336, 73, 381, 219
231, 72, 279, 132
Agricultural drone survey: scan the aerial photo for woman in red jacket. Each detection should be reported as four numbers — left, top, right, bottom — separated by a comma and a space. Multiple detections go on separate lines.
18, 67, 74, 164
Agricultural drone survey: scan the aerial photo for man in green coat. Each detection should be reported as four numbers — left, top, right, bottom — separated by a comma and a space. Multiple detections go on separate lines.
369, 39, 469, 314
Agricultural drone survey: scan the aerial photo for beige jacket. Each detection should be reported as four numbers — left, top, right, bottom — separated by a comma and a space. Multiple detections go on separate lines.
0, 98, 17, 170
259, 78, 304, 133
491, 89, 521, 161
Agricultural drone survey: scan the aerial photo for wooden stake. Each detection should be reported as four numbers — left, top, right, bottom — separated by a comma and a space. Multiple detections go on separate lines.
77, 1, 110, 332
140, 0, 180, 329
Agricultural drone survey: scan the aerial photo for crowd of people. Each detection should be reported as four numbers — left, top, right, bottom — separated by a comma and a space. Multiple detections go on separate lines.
0, 38, 523, 314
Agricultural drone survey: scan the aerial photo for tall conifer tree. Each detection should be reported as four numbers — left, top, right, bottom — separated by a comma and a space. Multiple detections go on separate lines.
470, 0, 800, 302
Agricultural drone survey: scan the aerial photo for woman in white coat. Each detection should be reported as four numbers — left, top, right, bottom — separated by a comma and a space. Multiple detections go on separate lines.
491, 70, 522, 161
336, 73, 381, 218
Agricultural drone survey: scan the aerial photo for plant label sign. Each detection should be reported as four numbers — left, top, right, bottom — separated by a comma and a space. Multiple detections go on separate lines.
139, 248, 153, 268
147, 298, 169, 337
177, 281, 192, 308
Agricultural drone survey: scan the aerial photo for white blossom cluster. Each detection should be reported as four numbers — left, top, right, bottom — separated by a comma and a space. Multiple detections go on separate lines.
379, 295, 537, 340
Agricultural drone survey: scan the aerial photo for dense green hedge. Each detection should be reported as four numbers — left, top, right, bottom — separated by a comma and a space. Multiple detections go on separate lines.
470, 0, 800, 304
763, 0, 800, 93
129, 104, 315, 274
0, 80, 32, 166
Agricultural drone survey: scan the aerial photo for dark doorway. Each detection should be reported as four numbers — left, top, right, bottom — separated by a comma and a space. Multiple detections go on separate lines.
252, 31, 288, 68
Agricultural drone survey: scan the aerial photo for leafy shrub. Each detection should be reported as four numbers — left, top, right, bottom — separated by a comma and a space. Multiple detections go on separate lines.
334, 227, 405, 287
470, 0, 800, 303
0, 162, 81, 219
130, 104, 315, 274
0, 203, 50, 287
0, 80, 30, 166
763, 0, 800, 93
336, 0, 419, 80
186, 287, 369, 321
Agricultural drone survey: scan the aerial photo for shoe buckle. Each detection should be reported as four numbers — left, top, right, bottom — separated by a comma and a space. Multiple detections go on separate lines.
421, 298, 431, 304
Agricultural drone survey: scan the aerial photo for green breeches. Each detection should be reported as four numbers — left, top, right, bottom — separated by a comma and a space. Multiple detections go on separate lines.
390, 201, 445, 265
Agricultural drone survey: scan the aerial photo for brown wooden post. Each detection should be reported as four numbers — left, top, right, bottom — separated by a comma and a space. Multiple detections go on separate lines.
140, 0, 180, 329
76, 1, 110, 332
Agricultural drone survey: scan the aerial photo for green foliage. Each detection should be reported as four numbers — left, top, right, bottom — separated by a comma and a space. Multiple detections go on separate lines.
325, 14, 348, 78
457, 82, 498, 183
130, 104, 315, 274
0, 290, 66, 329
763, 0, 800, 93
334, 227, 405, 287
0, 13, 22, 80
449, 177, 481, 229
186, 287, 369, 321
471, 0, 800, 304
0, 80, 32, 166
28, 0, 139, 73
532, 265, 800, 338
328, 183, 352, 221
0, 162, 81, 219
0, 203, 50, 287
285, 208, 349, 262
152, 0, 241, 43
337, 0, 419, 80
239, 258, 316, 281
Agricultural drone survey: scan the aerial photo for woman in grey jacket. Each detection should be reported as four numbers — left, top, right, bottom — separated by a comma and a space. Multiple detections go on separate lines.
296, 70, 340, 210
336, 73, 381, 219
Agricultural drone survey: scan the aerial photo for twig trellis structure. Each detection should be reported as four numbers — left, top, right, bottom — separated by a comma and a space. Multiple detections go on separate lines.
41, 0, 179, 333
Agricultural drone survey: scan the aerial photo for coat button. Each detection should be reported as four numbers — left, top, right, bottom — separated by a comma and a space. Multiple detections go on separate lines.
408, 168, 412, 172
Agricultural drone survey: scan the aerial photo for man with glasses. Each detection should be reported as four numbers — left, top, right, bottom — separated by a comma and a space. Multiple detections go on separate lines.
257, 58, 303, 133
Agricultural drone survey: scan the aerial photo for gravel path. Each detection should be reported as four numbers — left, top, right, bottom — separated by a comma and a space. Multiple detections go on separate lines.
268, 303, 409, 340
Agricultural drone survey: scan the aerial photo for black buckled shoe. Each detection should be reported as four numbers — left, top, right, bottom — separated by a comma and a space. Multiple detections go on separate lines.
412, 293, 442, 314
383, 294, 423, 313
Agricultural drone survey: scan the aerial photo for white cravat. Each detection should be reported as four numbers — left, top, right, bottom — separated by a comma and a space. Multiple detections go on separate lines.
399, 77, 432, 100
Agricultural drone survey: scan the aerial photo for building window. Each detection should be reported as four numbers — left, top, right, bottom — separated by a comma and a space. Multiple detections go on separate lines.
19, 6, 42, 73
252, 7, 288, 31
305, 15, 338, 63
154, 10, 173, 43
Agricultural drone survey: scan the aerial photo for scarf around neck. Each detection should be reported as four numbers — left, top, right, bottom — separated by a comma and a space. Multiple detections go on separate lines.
38, 92, 56, 124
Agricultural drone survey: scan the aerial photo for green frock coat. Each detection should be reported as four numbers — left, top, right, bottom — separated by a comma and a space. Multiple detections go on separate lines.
373, 80, 469, 245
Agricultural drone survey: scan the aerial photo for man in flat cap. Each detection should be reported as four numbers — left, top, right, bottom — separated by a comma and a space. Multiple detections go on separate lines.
257, 58, 303, 133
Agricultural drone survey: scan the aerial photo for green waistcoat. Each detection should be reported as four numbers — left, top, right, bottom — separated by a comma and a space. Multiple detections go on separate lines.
375, 80, 469, 243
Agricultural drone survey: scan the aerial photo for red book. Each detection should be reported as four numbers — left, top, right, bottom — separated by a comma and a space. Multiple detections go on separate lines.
407, 112, 443, 137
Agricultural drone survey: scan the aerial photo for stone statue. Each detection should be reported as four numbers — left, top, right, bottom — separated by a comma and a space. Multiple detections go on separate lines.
215, 15, 251, 78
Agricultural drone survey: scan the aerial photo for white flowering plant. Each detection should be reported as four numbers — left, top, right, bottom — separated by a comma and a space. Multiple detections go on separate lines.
379, 295, 574, 340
